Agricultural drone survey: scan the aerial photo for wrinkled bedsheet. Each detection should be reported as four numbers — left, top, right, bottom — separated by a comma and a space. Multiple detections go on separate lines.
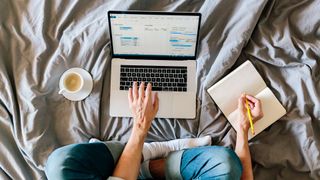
0, 0, 319, 179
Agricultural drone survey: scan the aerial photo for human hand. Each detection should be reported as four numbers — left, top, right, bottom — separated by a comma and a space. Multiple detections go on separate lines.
237, 94, 263, 133
128, 82, 159, 138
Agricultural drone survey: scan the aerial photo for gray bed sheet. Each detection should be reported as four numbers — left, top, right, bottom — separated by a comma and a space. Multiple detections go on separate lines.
0, 0, 319, 179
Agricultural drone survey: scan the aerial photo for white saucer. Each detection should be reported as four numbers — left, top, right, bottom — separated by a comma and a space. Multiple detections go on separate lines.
59, 68, 93, 101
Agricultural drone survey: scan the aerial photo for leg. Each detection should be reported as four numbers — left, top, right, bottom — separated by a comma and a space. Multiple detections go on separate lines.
45, 142, 124, 180
149, 159, 166, 179
165, 146, 243, 180
180, 146, 243, 180
142, 136, 212, 161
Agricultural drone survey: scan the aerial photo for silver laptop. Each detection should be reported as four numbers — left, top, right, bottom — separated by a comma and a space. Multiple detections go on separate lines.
108, 11, 201, 118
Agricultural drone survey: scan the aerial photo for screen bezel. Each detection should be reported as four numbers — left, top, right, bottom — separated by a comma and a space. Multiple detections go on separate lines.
108, 10, 201, 60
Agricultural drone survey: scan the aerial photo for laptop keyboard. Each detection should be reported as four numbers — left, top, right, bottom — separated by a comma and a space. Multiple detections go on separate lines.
120, 65, 188, 92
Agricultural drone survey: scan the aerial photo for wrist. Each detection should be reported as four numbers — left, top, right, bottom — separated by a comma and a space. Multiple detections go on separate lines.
239, 125, 249, 133
237, 128, 248, 137
129, 129, 147, 143
131, 117, 152, 139
237, 116, 250, 132
236, 128, 248, 145
127, 134, 144, 147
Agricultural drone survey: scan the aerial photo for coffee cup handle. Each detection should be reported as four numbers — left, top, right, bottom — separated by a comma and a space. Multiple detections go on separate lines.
58, 88, 65, 94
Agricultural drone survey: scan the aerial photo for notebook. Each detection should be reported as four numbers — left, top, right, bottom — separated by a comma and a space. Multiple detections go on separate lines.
207, 60, 286, 140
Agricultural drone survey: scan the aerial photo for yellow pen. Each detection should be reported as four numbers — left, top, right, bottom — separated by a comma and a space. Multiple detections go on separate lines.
246, 98, 255, 135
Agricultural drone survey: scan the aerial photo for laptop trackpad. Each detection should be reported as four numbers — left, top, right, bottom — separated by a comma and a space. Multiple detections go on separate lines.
156, 93, 195, 119
172, 93, 195, 119
157, 93, 173, 117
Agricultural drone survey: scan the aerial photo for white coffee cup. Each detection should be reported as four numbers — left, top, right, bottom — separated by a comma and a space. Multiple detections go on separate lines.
59, 71, 84, 94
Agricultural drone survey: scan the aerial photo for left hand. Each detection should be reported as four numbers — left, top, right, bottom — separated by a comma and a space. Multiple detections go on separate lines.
128, 82, 159, 138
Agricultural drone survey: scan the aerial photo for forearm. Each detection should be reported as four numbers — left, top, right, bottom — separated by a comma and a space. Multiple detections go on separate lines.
112, 131, 144, 180
113, 82, 158, 179
235, 129, 253, 180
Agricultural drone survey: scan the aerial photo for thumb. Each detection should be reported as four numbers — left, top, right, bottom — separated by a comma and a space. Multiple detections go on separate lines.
238, 94, 246, 111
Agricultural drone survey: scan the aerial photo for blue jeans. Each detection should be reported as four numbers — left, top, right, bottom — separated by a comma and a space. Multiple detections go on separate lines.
180, 146, 243, 179
45, 142, 242, 180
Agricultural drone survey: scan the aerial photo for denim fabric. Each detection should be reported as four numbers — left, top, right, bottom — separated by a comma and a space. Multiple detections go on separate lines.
165, 150, 184, 180
45, 143, 242, 180
45, 142, 122, 180
180, 146, 243, 180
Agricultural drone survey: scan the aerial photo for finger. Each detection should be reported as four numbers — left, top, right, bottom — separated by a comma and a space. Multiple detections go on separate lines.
128, 87, 133, 104
246, 94, 259, 103
245, 98, 256, 111
145, 83, 152, 102
153, 92, 159, 113
247, 95, 262, 110
139, 82, 145, 100
133, 81, 138, 100
238, 94, 246, 110
247, 100, 254, 109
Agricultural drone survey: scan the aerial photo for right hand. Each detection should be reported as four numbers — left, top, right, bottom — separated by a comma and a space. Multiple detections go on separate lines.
237, 94, 264, 133
128, 82, 159, 138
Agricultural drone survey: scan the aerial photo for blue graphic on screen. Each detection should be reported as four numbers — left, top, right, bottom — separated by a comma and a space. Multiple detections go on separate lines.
110, 13, 199, 57
169, 31, 195, 49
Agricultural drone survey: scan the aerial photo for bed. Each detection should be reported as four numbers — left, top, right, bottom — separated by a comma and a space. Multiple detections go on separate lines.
0, 0, 319, 179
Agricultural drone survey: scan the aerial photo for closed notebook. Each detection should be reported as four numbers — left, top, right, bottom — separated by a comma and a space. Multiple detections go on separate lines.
207, 60, 286, 140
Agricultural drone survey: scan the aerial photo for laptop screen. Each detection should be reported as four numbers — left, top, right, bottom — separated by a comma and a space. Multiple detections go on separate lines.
108, 11, 201, 60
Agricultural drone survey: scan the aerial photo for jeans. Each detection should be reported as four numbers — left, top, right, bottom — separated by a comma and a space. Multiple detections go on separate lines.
45, 142, 242, 180
180, 146, 243, 179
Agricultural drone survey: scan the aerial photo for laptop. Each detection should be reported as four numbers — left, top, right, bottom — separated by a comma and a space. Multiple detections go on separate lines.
108, 11, 201, 118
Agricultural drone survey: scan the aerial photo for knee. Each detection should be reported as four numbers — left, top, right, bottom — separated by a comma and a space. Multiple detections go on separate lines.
183, 146, 243, 179
45, 144, 84, 180
207, 146, 243, 179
